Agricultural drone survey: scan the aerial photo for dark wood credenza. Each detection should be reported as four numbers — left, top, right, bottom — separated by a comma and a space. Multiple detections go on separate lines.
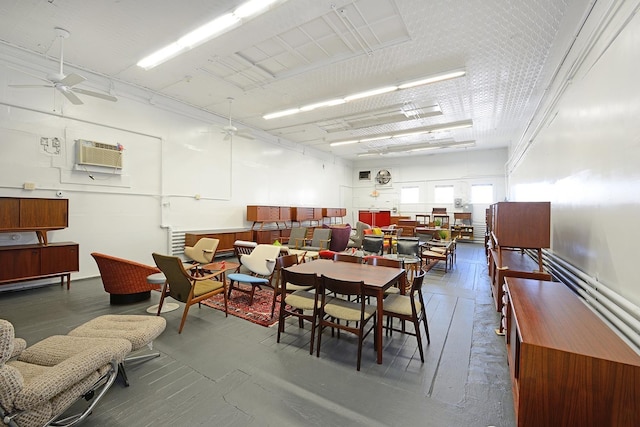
504, 277, 640, 426
0, 197, 79, 289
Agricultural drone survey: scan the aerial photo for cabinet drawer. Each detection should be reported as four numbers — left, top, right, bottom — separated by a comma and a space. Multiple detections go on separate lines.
0, 247, 40, 280
40, 244, 79, 274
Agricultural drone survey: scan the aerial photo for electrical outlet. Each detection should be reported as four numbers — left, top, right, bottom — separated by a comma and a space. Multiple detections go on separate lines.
23, 182, 36, 190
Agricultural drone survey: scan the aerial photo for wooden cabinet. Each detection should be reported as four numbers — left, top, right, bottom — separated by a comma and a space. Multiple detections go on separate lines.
246, 205, 290, 229
489, 248, 551, 325
450, 225, 474, 240
451, 212, 473, 239
0, 242, 79, 288
490, 202, 550, 249
488, 202, 551, 333
0, 197, 68, 244
185, 229, 253, 255
504, 278, 640, 426
358, 210, 391, 227
322, 208, 346, 224
291, 207, 322, 224
397, 219, 418, 236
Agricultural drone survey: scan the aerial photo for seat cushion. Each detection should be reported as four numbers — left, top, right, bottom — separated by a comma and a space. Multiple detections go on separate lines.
285, 291, 320, 310
68, 315, 166, 351
227, 273, 269, 284
383, 294, 421, 316
324, 298, 376, 321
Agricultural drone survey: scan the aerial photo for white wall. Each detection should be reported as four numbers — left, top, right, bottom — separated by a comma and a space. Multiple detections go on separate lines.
0, 45, 352, 281
352, 148, 507, 227
507, 1, 640, 308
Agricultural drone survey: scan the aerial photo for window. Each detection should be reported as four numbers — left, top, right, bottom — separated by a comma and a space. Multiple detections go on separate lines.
434, 185, 454, 204
401, 186, 419, 203
471, 184, 493, 204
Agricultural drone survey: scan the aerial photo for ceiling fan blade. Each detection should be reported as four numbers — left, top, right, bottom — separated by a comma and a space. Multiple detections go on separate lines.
60, 73, 85, 87
58, 88, 83, 105
9, 84, 54, 88
73, 87, 118, 102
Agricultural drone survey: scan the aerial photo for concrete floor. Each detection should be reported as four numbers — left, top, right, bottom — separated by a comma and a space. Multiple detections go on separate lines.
0, 242, 515, 426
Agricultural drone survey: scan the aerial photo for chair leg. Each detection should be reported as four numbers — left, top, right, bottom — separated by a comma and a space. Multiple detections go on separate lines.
249, 285, 256, 305
316, 322, 323, 357
117, 362, 130, 387
270, 289, 278, 318
178, 303, 191, 334
413, 318, 425, 363
309, 315, 317, 355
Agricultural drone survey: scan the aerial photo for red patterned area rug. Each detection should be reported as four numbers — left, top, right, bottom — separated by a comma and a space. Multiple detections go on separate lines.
202, 287, 280, 327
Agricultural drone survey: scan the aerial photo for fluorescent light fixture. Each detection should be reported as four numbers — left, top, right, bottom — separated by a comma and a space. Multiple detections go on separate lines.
263, 68, 466, 120
329, 140, 358, 147
343, 86, 397, 102
300, 98, 345, 112
263, 108, 300, 120
138, 0, 288, 70
178, 13, 239, 47
328, 120, 473, 147
235, 0, 280, 18
359, 140, 475, 156
398, 68, 466, 89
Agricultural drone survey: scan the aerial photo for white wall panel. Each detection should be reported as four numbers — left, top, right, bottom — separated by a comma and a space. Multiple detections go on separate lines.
508, 2, 640, 307
0, 58, 352, 281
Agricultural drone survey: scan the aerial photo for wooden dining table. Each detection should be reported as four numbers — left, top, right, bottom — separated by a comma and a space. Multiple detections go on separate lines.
284, 258, 405, 364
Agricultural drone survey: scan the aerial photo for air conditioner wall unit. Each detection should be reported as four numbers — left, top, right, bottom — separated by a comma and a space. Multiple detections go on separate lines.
76, 139, 123, 169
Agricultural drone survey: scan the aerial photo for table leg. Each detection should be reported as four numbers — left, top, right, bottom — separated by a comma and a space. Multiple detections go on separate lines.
376, 289, 384, 364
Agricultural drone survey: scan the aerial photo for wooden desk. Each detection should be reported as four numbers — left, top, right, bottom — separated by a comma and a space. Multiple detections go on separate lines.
285, 259, 404, 364
504, 278, 640, 426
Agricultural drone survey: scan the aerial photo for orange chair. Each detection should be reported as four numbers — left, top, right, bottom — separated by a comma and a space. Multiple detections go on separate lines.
91, 252, 161, 304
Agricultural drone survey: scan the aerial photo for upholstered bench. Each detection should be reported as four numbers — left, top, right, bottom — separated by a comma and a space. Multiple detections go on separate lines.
68, 314, 166, 386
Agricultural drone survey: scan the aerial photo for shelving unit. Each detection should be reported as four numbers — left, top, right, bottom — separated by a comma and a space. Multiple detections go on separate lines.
431, 208, 449, 227
451, 213, 473, 240
504, 277, 640, 426
488, 201, 551, 333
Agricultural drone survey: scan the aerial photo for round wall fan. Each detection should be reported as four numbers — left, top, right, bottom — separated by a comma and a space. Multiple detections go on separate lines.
375, 169, 392, 184
8, 27, 117, 105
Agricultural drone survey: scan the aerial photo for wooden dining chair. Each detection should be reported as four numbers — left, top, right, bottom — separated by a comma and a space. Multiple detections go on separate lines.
333, 252, 362, 263
270, 254, 301, 316
277, 269, 320, 354
382, 270, 429, 362
366, 256, 405, 295
316, 275, 377, 371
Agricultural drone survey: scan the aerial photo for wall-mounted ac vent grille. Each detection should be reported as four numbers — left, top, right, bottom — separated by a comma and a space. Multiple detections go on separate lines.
76, 139, 123, 169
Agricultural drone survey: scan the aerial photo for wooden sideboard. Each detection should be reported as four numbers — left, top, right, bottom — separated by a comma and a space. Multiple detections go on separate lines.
246, 205, 290, 229
322, 208, 346, 224
185, 229, 253, 255
504, 277, 640, 426
0, 242, 79, 289
0, 197, 68, 244
489, 249, 551, 333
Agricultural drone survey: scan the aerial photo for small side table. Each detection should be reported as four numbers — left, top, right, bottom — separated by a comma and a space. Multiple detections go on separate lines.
146, 272, 180, 314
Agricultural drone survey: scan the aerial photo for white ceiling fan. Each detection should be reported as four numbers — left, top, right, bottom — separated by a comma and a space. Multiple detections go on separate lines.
9, 27, 117, 105
220, 97, 253, 141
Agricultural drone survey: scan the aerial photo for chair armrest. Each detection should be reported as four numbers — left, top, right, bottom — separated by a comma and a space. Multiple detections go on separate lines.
319, 239, 331, 250
10, 337, 27, 359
